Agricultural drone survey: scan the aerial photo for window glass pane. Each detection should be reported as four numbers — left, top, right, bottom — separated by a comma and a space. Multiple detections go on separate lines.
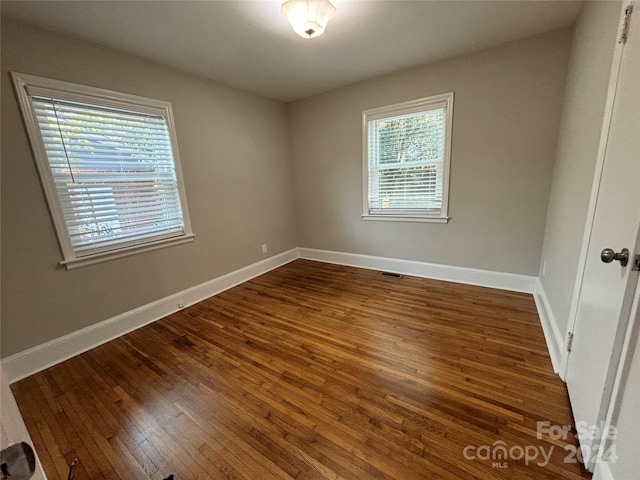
375, 108, 445, 166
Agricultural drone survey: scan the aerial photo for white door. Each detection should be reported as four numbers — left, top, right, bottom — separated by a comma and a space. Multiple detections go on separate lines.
564, 1, 640, 472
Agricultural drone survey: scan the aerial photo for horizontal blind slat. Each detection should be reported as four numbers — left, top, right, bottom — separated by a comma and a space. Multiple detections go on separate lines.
70, 219, 184, 245
74, 228, 185, 254
65, 208, 183, 228
32, 97, 167, 123
57, 184, 179, 197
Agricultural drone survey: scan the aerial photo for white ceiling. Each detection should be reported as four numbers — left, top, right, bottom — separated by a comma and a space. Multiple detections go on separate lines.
1, 1, 583, 102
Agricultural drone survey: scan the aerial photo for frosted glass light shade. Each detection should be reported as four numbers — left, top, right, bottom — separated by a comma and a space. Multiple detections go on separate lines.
281, 0, 337, 39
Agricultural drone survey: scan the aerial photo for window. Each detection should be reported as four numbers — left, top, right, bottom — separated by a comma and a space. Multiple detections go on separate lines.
12, 72, 194, 269
362, 92, 453, 223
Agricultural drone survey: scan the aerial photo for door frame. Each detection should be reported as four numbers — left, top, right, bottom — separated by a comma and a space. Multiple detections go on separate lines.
560, 1, 634, 381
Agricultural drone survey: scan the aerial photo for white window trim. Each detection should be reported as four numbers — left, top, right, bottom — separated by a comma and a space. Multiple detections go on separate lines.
11, 72, 194, 269
362, 92, 454, 223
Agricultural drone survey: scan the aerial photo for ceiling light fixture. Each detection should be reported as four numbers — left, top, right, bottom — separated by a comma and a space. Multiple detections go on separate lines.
281, 0, 337, 39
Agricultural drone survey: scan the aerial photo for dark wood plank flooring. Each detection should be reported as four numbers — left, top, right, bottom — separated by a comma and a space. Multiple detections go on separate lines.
12, 259, 591, 479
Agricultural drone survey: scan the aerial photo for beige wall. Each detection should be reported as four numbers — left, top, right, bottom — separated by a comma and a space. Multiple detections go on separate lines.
288, 29, 571, 276
1, 17, 298, 357
539, 1, 621, 336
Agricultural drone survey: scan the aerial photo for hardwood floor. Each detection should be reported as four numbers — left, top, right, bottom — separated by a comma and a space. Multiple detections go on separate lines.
12, 259, 591, 479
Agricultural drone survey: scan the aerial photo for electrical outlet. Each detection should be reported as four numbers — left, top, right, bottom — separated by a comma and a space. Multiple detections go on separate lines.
177, 302, 185, 309
261, 244, 268, 254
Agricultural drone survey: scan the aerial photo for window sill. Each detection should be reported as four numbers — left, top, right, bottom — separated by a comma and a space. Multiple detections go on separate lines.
362, 214, 450, 224
60, 234, 195, 270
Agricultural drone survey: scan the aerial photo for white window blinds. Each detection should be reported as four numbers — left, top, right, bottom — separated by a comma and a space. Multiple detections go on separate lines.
12, 72, 193, 268
363, 93, 453, 222
32, 97, 185, 256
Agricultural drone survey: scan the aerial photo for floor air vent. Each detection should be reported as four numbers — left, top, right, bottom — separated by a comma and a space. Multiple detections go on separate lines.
380, 271, 403, 279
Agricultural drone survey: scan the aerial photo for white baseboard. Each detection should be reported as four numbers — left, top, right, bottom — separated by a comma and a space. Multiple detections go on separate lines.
298, 247, 537, 293
1, 248, 298, 384
533, 279, 565, 374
